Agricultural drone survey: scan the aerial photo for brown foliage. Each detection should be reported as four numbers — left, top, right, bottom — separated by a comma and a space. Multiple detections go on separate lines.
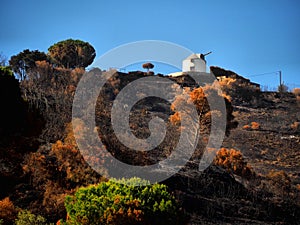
50, 122, 105, 186
213, 148, 255, 179
23, 122, 104, 189
242, 124, 251, 130
169, 111, 181, 126
293, 88, 300, 103
170, 83, 236, 135
42, 181, 68, 219
0, 197, 18, 224
250, 121, 260, 130
212, 67, 260, 105
99, 199, 143, 225
21, 122, 105, 222
242, 122, 260, 130
292, 88, 300, 96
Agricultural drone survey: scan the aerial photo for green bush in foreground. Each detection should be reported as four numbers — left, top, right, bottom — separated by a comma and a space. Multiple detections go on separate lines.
63, 177, 180, 225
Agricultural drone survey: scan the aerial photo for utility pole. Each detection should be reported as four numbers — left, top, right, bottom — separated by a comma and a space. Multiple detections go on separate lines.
279, 70, 282, 86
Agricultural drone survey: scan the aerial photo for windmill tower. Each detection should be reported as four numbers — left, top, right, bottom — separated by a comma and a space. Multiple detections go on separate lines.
182, 52, 212, 72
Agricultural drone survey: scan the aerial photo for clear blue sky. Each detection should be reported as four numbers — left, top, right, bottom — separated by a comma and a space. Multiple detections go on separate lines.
1, 0, 299, 89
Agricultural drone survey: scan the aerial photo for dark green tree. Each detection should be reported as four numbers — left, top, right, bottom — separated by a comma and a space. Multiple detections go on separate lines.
48, 39, 96, 69
9, 49, 48, 80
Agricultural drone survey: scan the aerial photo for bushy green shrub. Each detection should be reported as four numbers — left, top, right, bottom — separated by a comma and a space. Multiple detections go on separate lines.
63, 177, 180, 225
15, 210, 50, 225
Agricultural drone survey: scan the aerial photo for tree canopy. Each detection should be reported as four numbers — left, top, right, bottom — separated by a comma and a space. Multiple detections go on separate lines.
9, 49, 48, 80
48, 39, 96, 69
142, 62, 154, 72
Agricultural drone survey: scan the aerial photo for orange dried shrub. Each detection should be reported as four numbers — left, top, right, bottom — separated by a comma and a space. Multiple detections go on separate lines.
243, 122, 260, 130
22, 150, 50, 187
251, 122, 260, 130
22, 121, 105, 192
242, 124, 251, 130
218, 77, 236, 86
218, 77, 236, 100
169, 111, 181, 126
170, 86, 208, 117
214, 148, 254, 179
189, 87, 206, 107
170, 86, 215, 123
50, 121, 106, 186
169, 82, 236, 137
169, 86, 209, 136
292, 88, 300, 96
0, 197, 18, 223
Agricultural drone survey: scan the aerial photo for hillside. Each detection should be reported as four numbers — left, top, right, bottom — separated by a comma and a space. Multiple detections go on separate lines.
0, 68, 299, 224
224, 91, 300, 183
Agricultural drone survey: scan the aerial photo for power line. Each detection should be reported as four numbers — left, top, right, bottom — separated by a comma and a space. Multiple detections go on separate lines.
248, 71, 280, 78
248, 70, 283, 91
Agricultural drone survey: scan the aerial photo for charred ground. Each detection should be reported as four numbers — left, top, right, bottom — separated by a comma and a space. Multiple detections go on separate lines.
0, 69, 299, 224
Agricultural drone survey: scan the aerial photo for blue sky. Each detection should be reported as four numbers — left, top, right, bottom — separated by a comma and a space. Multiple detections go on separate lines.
1, 0, 299, 89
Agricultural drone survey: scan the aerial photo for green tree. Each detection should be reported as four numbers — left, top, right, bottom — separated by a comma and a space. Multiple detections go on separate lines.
63, 178, 181, 225
48, 39, 96, 69
9, 49, 48, 80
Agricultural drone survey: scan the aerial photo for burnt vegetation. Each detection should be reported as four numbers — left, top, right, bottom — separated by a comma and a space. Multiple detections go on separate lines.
0, 43, 300, 224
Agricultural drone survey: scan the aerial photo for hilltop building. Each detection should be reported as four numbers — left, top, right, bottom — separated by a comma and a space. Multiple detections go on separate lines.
168, 53, 260, 90
169, 52, 211, 77
182, 53, 207, 72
